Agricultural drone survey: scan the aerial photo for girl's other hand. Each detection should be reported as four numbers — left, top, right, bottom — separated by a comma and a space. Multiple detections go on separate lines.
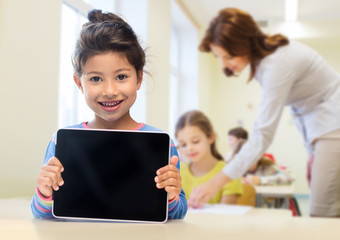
155, 156, 181, 200
188, 181, 217, 208
188, 171, 230, 208
37, 157, 64, 198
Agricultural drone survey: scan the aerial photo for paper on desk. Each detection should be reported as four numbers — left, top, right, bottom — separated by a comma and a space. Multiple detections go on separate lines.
188, 204, 252, 215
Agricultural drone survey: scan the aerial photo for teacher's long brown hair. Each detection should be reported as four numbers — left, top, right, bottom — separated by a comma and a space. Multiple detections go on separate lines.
199, 8, 289, 81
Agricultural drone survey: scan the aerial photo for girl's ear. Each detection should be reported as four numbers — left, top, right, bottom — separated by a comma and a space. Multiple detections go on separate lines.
136, 70, 143, 90
73, 74, 84, 93
208, 134, 215, 145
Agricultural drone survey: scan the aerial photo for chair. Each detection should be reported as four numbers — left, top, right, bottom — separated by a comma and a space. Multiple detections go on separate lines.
236, 183, 256, 207
289, 197, 301, 216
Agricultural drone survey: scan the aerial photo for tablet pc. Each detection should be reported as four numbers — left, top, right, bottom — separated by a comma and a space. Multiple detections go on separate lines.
52, 128, 170, 223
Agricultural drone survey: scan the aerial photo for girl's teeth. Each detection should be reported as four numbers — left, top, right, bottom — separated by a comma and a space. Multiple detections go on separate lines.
103, 102, 119, 106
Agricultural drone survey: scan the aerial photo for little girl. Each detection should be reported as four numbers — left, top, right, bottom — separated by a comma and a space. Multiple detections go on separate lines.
30, 9, 187, 220
175, 110, 242, 205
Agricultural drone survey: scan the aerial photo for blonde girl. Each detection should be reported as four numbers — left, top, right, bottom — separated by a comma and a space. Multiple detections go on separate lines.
175, 110, 242, 205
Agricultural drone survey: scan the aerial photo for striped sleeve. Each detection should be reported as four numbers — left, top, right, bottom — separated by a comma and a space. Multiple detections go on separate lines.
31, 137, 56, 219
31, 187, 53, 219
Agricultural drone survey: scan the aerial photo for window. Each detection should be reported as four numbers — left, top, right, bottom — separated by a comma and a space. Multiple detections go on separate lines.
169, 1, 199, 139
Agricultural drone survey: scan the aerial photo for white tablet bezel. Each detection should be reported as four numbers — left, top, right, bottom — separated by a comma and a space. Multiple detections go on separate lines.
52, 128, 170, 223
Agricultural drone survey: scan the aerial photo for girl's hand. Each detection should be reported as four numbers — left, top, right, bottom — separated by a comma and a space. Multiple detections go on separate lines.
37, 157, 64, 198
188, 172, 231, 208
155, 156, 182, 200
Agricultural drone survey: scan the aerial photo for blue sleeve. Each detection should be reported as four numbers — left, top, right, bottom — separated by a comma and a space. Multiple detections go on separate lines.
167, 140, 188, 220
30, 135, 56, 219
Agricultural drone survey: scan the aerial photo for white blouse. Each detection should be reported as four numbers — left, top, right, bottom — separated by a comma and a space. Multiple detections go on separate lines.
223, 40, 340, 179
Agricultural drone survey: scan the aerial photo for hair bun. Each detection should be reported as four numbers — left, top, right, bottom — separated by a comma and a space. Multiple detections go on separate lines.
88, 9, 104, 23
88, 9, 121, 23
88, 9, 127, 27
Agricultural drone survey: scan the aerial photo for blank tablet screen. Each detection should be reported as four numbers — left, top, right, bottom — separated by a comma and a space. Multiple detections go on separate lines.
52, 128, 170, 223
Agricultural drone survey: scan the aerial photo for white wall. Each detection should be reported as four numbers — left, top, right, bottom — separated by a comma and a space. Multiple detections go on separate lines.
197, 31, 218, 118
168, 1, 199, 139
145, 0, 171, 131
0, 0, 61, 198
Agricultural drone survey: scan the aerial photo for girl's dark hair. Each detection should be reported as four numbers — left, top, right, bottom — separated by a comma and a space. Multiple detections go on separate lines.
231, 139, 248, 160
72, 9, 145, 77
199, 8, 289, 81
175, 110, 223, 160
228, 127, 248, 140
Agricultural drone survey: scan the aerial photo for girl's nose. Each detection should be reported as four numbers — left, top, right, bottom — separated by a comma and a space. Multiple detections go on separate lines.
103, 80, 118, 98
187, 143, 194, 151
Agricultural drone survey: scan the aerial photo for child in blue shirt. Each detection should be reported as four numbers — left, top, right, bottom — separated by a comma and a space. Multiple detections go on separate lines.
30, 9, 187, 220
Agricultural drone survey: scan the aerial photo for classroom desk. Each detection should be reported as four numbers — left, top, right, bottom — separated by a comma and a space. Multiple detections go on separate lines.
1, 198, 340, 240
255, 185, 295, 208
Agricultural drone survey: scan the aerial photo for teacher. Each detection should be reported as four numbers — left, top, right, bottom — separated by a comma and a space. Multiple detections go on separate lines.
189, 8, 340, 217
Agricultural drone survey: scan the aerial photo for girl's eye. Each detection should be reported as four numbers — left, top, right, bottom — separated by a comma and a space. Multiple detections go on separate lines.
180, 144, 186, 148
116, 74, 127, 81
90, 76, 102, 82
193, 140, 200, 144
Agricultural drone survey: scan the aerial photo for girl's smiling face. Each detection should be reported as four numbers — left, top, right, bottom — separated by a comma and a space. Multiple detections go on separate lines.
177, 126, 214, 164
74, 51, 142, 129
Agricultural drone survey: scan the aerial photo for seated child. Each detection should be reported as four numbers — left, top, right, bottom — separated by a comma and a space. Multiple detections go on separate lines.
233, 140, 294, 186
175, 110, 243, 205
224, 127, 248, 163
30, 9, 187, 220
232, 140, 297, 211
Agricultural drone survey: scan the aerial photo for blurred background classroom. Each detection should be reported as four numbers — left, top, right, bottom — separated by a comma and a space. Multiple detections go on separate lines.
1, 0, 340, 216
